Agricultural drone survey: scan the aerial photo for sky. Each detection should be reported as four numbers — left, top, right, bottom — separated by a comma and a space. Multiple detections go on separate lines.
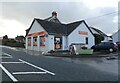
0, 0, 119, 38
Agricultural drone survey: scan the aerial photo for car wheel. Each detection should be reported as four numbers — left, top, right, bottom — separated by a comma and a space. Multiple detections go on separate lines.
109, 48, 113, 52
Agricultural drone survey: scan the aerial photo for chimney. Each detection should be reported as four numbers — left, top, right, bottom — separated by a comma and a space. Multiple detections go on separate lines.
52, 11, 57, 17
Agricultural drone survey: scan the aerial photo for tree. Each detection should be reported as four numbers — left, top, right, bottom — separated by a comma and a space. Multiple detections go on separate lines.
94, 34, 104, 45
15, 35, 25, 42
3, 35, 8, 40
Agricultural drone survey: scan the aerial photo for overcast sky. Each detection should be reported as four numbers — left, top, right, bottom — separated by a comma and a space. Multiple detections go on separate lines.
0, 0, 119, 38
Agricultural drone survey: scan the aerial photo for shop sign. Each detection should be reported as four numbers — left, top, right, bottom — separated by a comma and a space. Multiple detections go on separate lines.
27, 31, 47, 37
79, 31, 88, 35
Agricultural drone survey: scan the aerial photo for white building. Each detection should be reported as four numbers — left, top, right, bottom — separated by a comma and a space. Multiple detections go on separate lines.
25, 12, 95, 53
112, 29, 120, 43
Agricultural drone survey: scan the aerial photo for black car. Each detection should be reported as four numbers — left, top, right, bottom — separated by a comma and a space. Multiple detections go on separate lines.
91, 42, 118, 52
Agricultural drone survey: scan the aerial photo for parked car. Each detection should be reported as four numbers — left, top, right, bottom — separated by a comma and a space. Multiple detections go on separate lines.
91, 42, 118, 52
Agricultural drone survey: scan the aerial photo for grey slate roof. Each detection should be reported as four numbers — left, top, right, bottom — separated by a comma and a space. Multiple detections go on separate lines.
90, 27, 108, 37
26, 18, 94, 36
37, 18, 84, 36
36, 18, 67, 35
44, 16, 61, 24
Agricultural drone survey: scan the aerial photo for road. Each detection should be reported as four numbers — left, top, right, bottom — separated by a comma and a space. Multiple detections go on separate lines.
0, 46, 119, 82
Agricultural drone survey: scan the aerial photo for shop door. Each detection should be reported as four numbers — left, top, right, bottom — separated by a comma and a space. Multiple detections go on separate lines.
54, 37, 62, 50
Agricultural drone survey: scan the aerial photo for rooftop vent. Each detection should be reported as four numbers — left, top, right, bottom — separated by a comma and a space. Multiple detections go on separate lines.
52, 11, 57, 17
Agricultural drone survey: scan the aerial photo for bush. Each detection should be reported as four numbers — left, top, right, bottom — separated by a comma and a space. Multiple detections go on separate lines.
94, 34, 104, 45
2, 39, 25, 48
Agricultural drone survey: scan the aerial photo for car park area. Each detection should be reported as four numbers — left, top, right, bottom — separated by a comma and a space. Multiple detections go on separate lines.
0, 52, 55, 82
0, 46, 119, 82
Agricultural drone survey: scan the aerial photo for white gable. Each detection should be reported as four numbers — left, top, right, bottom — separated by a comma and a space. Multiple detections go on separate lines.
68, 22, 94, 48
28, 20, 46, 34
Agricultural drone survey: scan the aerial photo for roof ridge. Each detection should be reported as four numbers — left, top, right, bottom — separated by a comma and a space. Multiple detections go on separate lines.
67, 20, 84, 25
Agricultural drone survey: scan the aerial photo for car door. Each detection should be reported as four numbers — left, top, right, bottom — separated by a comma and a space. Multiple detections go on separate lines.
100, 42, 105, 50
103, 42, 108, 50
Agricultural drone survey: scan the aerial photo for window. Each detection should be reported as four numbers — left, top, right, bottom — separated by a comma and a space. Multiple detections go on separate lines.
86, 37, 88, 44
28, 37, 31, 46
33, 36, 37, 46
40, 36, 45, 46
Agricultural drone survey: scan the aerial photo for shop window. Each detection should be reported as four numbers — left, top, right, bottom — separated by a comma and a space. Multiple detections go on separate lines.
28, 37, 31, 46
40, 36, 45, 46
86, 37, 88, 44
33, 36, 37, 46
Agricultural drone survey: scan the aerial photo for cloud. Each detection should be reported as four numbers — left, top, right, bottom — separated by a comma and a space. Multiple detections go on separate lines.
82, 0, 118, 9
0, 1, 118, 38
0, 19, 25, 38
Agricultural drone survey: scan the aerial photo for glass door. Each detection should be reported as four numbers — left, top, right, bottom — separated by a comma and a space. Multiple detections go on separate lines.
54, 37, 62, 50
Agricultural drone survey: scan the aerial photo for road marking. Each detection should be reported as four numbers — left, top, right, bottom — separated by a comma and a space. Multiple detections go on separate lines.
12, 72, 47, 75
19, 59, 55, 76
0, 64, 18, 82
1, 62, 24, 64
0, 52, 13, 59
0, 57, 13, 59
3, 52, 12, 58
0, 46, 18, 51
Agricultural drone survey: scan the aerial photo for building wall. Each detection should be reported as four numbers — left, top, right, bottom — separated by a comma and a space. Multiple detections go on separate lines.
62, 36, 68, 50
29, 20, 46, 33
112, 30, 120, 43
38, 36, 49, 52
26, 20, 95, 52
68, 22, 94, 48
26, 20, 50, 52
26, 35, 50, 53
48, 35, 54, 51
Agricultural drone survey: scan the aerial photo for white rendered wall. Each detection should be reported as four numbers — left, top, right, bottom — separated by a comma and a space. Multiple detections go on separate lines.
68, 22, 94, 48
48, 35, 54, 51
39, 36, 49, 53
62, 36, 68, 50
25, 37, 28, 49
29, 20, 46, 34
26, 20, 49, 52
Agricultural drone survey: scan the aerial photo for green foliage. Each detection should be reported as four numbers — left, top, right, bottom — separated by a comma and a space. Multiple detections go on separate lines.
2, 38, 25, 48
15, 35, 25, 42
94, 34, 104, 45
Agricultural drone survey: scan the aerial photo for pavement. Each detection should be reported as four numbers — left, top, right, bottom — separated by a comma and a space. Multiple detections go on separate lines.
15, 47, 119, 58
0, 45, 119, 82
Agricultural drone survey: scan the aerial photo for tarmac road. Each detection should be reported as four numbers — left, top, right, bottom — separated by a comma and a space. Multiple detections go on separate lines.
0, 46, 119, 82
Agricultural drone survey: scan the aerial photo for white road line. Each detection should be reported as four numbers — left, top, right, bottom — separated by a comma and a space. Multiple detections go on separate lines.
3, 52, 12, 58
12, 72, 47, 75
1, 62, 24, 64
0, 64, 18, 82
0, 57, 13, 59
19, 59, 55, 76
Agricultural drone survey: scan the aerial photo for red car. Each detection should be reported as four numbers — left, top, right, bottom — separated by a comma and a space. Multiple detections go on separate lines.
116, 42, 120, 49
